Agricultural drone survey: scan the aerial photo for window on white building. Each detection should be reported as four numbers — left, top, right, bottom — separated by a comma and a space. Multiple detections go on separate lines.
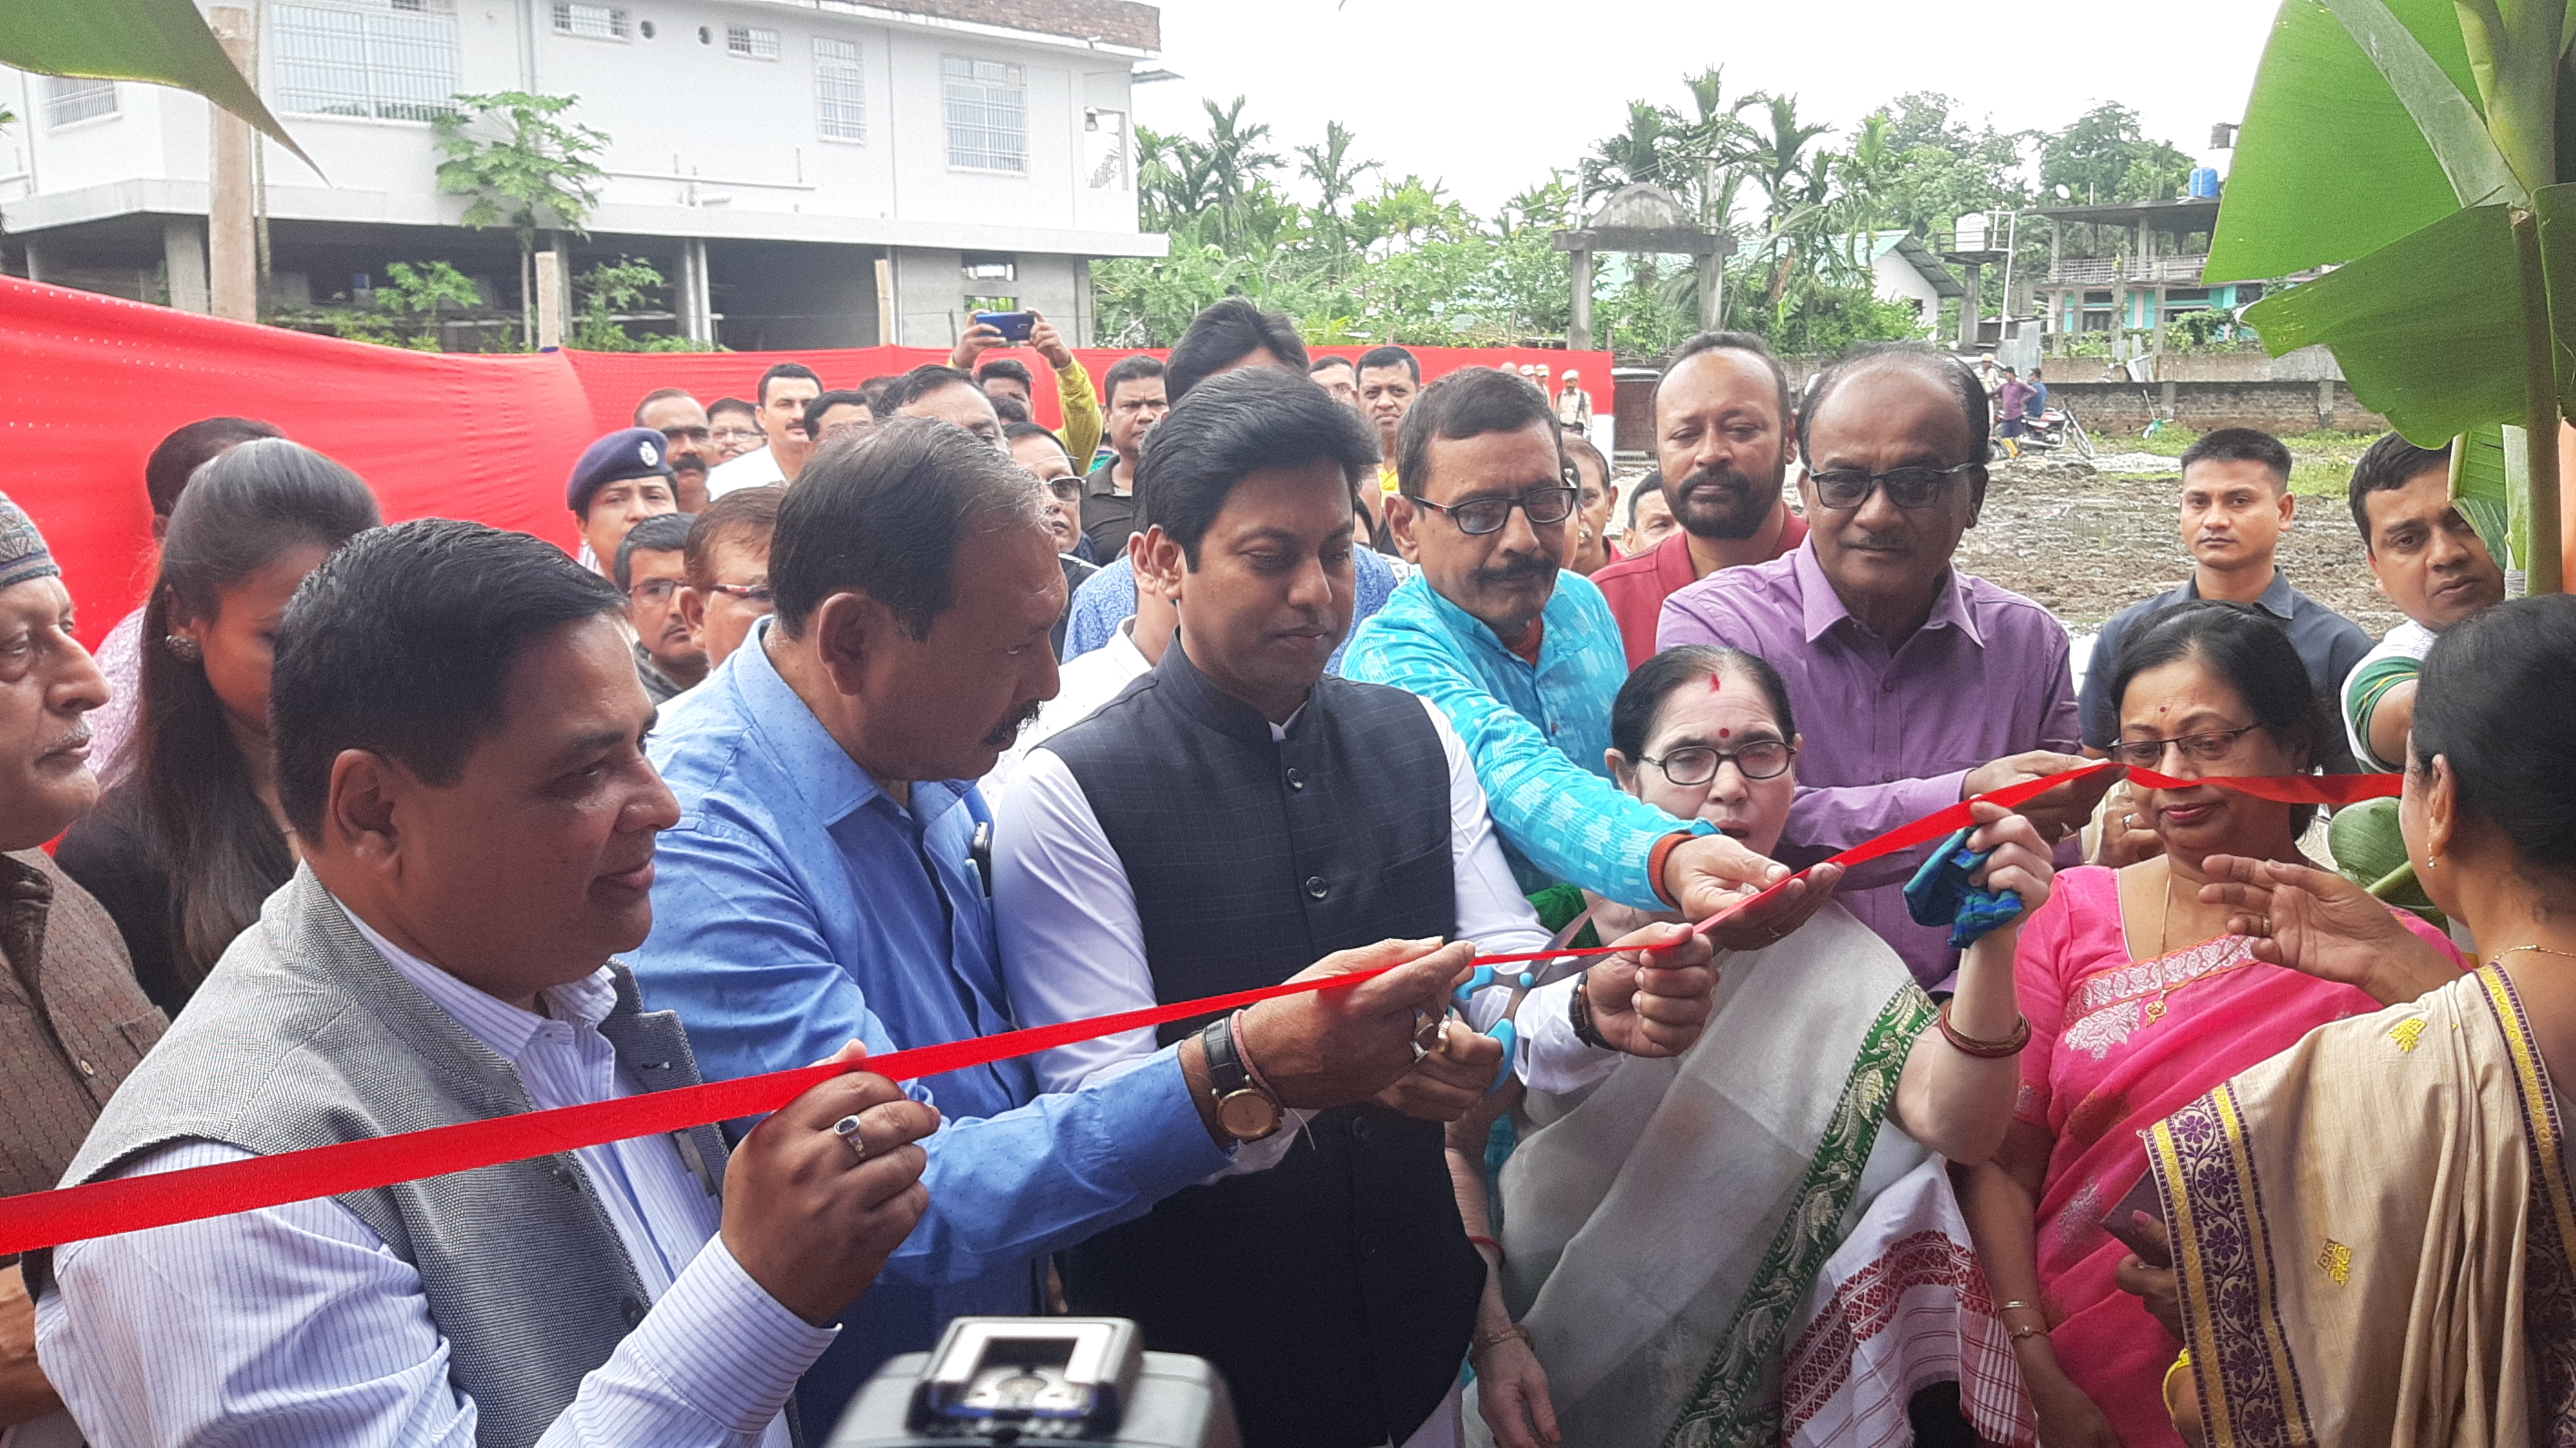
814, 37, 864, 141
274, 0, 460, 122
552, 2, 629, 39
1083, 107, 1128, 190
725, 25, 779, 59
942, 56, 1025, 173
41, 76, 118, 128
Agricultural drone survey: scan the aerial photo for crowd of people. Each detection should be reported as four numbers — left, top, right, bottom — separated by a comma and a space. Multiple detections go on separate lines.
0, 290, 2567, 1448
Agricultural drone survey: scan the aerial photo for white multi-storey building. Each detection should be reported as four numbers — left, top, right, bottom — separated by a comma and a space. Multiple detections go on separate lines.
0, 0, 1165, 347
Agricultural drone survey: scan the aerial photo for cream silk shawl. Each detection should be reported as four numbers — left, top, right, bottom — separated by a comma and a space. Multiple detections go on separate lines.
1489, 904, 1937, 1447
2149, 965, 2576, 1448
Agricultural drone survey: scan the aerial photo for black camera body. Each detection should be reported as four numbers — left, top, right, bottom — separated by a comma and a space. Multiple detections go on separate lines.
826, 1317, 1239, 1447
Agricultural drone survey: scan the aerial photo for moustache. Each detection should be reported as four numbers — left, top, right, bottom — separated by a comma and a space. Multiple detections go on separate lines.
1471, 555, 1556, 588
40, 723, 91, 758
984, 698, 1045, 748
1676, 462, 1756, 499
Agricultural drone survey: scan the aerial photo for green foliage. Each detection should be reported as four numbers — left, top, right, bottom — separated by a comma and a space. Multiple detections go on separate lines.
568, 256, 719, 352
282, 260, 489, 351
1100, 80, 2187, 366
433, 91, 609, 246
2040, 101, 2194, 206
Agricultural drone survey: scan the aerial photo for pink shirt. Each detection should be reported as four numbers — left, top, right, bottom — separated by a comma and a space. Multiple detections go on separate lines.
1656, 539, 2080, 983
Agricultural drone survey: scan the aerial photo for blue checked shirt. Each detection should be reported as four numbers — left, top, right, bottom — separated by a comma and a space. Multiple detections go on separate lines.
1340, 571, 1708, 910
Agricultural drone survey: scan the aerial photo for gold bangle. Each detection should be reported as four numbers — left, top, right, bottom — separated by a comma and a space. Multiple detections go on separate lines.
2162, 1348, 2194, 1422
2008, 1324, 2050, 1341
1997, 1299, 2044, 1316
1473, 1322, 1535, 1358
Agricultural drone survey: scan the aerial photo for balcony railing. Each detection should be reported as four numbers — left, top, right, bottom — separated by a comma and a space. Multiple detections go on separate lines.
2046, 254, 2209, 287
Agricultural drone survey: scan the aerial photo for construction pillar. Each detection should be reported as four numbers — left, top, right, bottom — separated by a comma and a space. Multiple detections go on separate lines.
875, 256, 896, 346
677, 238, 712, 344
163, 219, 210, 313
1957, 262, 1982, 352
1568, 246, 1594, 353
206, 6, 257, 322
535, 249, 565, 349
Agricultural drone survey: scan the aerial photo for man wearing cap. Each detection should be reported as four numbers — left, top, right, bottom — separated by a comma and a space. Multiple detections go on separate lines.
569, 427, 681, 578
1554, 368, 1592, 435
0, 494, 167, 1444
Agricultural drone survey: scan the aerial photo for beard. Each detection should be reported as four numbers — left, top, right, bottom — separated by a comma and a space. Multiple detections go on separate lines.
984, 697, 1046, 748
1671, 455, 1785, 541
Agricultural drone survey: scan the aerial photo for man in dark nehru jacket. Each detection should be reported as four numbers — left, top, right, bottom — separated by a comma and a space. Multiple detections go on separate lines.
994, 368, 1719, 1448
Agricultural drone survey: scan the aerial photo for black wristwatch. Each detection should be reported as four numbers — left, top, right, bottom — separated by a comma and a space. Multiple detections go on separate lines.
1197, 1016, 1282, 1143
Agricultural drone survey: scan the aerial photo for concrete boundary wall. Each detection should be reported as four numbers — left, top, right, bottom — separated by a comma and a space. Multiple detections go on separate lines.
2044, 379, 2389, 436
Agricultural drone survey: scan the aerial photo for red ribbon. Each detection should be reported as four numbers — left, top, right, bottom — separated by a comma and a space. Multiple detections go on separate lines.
0, 764, 2393, 1255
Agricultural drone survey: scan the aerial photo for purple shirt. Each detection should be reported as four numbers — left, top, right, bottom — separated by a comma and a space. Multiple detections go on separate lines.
1658, 539, 2080, 984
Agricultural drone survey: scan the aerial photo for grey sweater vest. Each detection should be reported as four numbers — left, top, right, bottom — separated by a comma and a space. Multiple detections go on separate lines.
30, 865, 735, 1448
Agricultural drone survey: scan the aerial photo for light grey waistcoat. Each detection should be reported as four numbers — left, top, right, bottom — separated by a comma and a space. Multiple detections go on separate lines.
30, 864, 736, 1448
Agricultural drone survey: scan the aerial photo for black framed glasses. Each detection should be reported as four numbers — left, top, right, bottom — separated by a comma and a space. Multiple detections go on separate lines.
1639, 739, 1796, 786
2111, 724, 2263, 769
1414, 483, 1580, 537
1806, 460, 1982, 511
707, 582, 775, 607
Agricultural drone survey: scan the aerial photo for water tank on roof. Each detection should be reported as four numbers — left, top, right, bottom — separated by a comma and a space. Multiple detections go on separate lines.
2189, 167, 2221, 199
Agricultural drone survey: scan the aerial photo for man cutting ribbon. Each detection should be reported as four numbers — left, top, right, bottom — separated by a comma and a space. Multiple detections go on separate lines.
993, 368, 1718, 1448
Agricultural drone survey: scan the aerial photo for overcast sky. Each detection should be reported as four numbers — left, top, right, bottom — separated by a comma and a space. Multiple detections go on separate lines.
1130, 0, 2280, 216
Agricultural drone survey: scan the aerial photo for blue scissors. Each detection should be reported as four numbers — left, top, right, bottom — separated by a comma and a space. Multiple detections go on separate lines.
1448, 909, 1604, 1092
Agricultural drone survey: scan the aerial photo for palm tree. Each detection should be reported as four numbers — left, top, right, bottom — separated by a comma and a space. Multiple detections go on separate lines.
1298, 121, 1378, 221
1580, 101, 1677, 201
1731, 92, 1835, 226
1197, 96, 1283, 217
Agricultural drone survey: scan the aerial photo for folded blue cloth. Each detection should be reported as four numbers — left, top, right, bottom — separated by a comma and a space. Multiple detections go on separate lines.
1902, 826, 2027, 949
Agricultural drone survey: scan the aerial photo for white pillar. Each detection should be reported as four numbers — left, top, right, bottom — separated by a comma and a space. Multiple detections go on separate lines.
163, 218, 210, 313
677, 238, 712, 344
535, 249, 565, 349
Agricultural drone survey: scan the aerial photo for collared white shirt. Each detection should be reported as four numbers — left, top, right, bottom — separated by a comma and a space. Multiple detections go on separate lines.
707, 447, 785, 498
35, 901, 835, 1448
993, 694, 1614, 1100
983, 616, 1154, 806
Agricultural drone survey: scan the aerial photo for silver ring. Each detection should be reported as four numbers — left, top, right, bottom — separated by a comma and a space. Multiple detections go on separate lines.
830, 1113, 869, 1162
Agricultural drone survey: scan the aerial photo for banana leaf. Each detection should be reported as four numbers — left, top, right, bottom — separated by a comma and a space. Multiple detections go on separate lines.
0, 0, 312, 168
2328, 798, 2446, 928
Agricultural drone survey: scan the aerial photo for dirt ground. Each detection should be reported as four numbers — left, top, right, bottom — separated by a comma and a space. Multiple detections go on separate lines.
1952, 455, 2401, 637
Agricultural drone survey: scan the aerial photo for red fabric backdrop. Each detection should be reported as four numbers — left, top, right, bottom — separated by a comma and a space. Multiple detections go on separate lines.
0, 275, 1609, 633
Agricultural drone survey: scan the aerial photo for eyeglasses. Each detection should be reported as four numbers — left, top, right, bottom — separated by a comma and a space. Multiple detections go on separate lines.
710, 427, 761, 445
708, 582, 775, 608
1414, 483, 1579, 537
629, 579, 681, 604
1045, 478, 1082, 501
2110, 723, 2264, 769
1639, 738, 1796, 786
1806, 460, 1982, 511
